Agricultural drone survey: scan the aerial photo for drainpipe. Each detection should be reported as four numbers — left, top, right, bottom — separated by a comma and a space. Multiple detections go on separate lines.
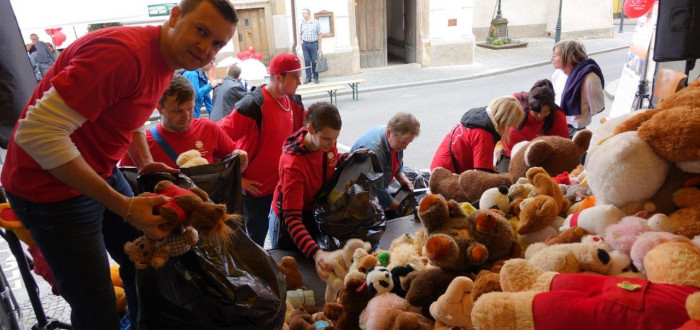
291, 0, 298, 53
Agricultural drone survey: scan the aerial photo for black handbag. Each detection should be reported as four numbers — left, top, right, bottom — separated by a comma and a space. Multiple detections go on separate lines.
315, 53, 328, 73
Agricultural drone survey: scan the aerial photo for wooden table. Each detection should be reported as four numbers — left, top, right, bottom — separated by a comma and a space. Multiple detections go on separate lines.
268, 215, 423, 306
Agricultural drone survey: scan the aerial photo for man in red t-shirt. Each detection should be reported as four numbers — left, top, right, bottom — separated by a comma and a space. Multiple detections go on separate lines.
0, 1, 239, 328
120, 75, 246, 168
217, 53, 306, 246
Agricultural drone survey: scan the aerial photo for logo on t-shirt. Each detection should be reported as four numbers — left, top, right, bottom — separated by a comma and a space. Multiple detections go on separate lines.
195, 140, 203, 149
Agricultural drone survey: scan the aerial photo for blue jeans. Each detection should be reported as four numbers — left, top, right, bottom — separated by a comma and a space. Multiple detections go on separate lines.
6, 168, 140, 330
242, 194, 273, 247
302, 41, 319, 80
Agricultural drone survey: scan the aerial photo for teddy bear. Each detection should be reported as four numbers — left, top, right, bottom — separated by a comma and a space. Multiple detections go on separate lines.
545, 226, 585, 245
472, 239, 700, 330
430, 131, 592, 203
523, 242, 612, 274
344, 248, 379, 283
604, 215, 673, 256
429, 276, 475, 329
471, 269, 502, 303
144, 180, 238, 243
386, 233, 425, 271
359, 289, 433, 330
514, 167, 569, 243
176, 149, 209, 168
324, 238, 370, 303
278, 256, 303, 290
478, 185, 510, 213
668, 187, 700, 238
335, 278, 374, 330
123, 226, 199, 269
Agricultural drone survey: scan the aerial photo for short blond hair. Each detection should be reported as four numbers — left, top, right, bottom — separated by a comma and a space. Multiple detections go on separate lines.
488, 96, 524, 145
387, 112, 420, 137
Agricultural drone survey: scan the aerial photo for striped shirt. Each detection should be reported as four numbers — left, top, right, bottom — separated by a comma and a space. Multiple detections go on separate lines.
299, 19, 321, 42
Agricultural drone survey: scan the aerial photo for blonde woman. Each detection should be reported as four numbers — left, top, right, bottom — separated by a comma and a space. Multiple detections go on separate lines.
430, 96, 524, 173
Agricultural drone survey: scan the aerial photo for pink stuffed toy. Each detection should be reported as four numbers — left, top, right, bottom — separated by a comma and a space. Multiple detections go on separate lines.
629, 231, 693, 274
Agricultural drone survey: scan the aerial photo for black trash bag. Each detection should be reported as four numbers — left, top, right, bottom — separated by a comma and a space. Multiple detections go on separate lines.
312, 150, 386, 251
385, 166, 429, 219
119, 153, 243, 213
137, 221, 287, 330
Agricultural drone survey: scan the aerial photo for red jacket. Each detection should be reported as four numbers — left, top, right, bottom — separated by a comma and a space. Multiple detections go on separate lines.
505, 92, 569, 157
533, 274, 698, 330
272, 128, 338, 258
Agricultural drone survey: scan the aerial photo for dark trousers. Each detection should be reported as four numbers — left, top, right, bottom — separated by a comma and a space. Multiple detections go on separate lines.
302, 41, 319, 80
6, 169, 140, 330
568, 124, 585, 138
242, 194, 273, 246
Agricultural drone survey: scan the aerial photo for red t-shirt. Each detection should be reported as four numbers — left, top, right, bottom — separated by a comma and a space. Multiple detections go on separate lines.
1, 26, 173, 202
504, 109, 569, 156
272, 129, 338, 258
430, 124, 495, 173
532, 274, 698, 330
120, 118, 237, 168
218, 87, 305, 196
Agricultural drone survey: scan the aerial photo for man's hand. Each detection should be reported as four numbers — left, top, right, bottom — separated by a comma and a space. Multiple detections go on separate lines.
241, 178, 262, 195
313, 250, 333, 281
124, 195, 171, 240
494, 145, 506, 163
233, 150, 249, 172
138, 161, 180, 175
397, 172, 414, 191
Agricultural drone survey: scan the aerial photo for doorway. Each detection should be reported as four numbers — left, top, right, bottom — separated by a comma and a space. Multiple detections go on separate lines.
355, 0, 387, 68
386, 0, 417, 65
236, 8, 270, 64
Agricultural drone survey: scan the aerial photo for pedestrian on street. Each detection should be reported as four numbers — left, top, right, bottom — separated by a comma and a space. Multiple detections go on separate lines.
551, 40, 605, 138
0, 0, 238, 328
430, 96, 524, 174
182, 59, 219, 118
299, 8, 322, 84
210, 64, 248, 122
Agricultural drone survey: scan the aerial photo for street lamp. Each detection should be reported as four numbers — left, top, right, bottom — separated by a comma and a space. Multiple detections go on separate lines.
555, 0, 563, 43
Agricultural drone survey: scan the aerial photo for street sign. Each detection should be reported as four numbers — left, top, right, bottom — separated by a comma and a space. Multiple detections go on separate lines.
148, 3, 176, 17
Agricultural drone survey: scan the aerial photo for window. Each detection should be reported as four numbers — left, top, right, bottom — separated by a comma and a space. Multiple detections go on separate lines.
314, 10, 335, 37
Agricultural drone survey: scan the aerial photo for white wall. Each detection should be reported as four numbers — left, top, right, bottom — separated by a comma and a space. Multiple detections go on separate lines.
429, 0, 475, 46
547, 0, 613, 36
473, 0, 549, 29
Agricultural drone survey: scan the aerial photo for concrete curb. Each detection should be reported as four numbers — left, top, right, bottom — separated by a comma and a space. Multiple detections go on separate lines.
303, 45, 630, 100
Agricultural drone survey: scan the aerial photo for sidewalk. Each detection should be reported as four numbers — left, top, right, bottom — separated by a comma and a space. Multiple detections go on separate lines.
303, 26, 633, 100
0, 25, 633, 329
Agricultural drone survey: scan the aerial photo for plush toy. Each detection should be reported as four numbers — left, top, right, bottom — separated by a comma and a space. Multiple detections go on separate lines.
545, 226, 585, 245
124, 226, 199, 269
604, 215, 672, 255
389, 265, 415, 298
472, 269, 501, 303
524, 242, 611, 274
472, 241, 700, 330
278, 256, 303, 290
324, 239, 370, 303
344, 248, 379, 283
429, 276, 474, 329
560, 204, 625, 235
366, 266, 394, 295
430, 131, 592, 203
403, 267, 462, 318
359, 290, 433, 330
508, 177, 533, 201
586, 131, 670, 210
335, 278, 374, 330
526, 167, 568, 215
176, 149, 209, 168
386, 233, 425, 271
629, 231, 693, 274
478, 185, 510, 213
668, 187, 700, 238
288, 308, 317, 330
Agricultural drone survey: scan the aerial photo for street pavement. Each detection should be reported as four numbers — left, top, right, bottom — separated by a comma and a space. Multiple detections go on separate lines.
0, 24, 634, 329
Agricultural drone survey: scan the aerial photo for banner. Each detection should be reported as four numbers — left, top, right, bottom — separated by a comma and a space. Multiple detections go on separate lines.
609, 1, 658, 118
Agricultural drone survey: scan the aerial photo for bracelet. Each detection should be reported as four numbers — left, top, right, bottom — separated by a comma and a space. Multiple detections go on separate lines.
124, 197, 135, 223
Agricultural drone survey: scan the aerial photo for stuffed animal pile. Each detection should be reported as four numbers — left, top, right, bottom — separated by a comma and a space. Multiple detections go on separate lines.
277, 80, 700, 329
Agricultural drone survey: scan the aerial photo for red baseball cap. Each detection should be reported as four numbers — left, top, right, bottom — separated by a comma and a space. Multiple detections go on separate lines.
269, 53, 308, 75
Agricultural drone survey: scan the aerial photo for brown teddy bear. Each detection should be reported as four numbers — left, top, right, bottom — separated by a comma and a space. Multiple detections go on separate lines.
335, 278, 373, 330
472, 239, 700, 330
278, 256, 303, 291
123, 226, 199, 269
430, 131, 591, 203
668, 187, 700, 238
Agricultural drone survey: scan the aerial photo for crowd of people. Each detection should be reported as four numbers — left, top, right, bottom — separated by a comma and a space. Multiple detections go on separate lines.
7, 0, 605, 327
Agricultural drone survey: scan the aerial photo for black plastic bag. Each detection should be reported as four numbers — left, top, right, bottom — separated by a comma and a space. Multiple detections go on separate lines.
311, 150, 386, 251
136, 221, 287, 330
119, 153, 243, 214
